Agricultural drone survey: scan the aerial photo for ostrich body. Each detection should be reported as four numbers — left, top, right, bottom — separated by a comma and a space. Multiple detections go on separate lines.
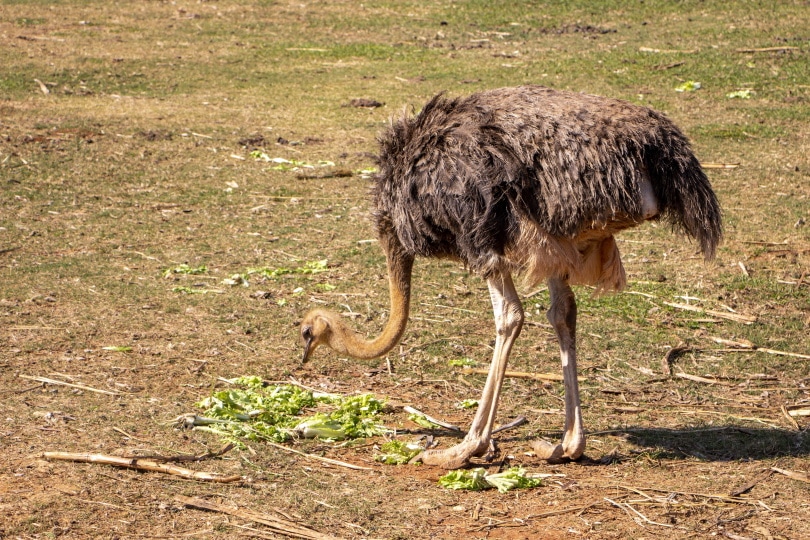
301, 86, 722, 469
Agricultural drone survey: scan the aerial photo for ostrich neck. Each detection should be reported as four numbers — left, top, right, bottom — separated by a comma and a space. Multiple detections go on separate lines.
331, 246, 413, 360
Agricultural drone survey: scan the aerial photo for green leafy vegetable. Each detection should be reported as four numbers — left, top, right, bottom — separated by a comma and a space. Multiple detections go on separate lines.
408, 412, 440, 429
675, 80, 701, 92
246, 260, 329, 280
102, 345, 132, 352
172, 286, 204, 294
375, 440, 423, 465
249, 152, 335, 171
195, 379, 388, 444
726, 89, 753, 99
163, 264, 207, 278
295, 416, 347, 440
438, 468, 489, 491
456, 399, 479, 409
483, 467, 543, 493
447, 358, 476, 367
437, 467, 542, 493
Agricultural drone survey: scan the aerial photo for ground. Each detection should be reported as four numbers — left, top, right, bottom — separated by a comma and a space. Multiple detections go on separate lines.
1, 1, 809, 538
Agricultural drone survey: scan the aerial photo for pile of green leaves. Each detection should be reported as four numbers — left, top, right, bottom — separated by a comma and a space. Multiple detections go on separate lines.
375, 440, 423, 465
438, 467, 542, 493
195, 376, 388, 445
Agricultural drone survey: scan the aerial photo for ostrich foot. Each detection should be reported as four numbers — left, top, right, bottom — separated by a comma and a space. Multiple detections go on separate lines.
531, 435, 586, 463
412, 438, 489, 469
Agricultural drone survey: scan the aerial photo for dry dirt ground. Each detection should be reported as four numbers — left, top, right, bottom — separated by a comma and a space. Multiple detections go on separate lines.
2, 1, 809, 539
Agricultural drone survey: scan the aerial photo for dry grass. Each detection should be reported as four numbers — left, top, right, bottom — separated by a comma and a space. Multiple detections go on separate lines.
1, 1, 809, 538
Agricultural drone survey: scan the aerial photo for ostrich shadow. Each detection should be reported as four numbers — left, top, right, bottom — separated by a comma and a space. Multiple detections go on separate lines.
514, 425, 810, 464
409, 424, 808, 464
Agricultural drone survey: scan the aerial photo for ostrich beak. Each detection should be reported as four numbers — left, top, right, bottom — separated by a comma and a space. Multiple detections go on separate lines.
302, 336, 315, 363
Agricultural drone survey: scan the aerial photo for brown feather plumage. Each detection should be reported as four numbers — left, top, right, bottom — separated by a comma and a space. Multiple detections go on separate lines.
374, 85, 721, 289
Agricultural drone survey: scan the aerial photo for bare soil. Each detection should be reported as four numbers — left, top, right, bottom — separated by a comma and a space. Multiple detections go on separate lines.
1, 1, 808, 539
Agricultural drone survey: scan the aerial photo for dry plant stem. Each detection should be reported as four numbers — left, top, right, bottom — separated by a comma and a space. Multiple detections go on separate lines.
736, 46, 799, 53
729, 469, 774, 497
675, 372, 732, 385
263, 441, 371, 471
19, 374, 121, 396
403, 405, 462, 431
41, 452, 242, 483
492, 415, 528, 435
771, 467, 810, 484
663, 302, 756, 324
175, 495, 343, 540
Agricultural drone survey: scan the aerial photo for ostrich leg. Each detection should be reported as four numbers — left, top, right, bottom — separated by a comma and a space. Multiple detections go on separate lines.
417, 269, 524, 469
532, 276, 586, 461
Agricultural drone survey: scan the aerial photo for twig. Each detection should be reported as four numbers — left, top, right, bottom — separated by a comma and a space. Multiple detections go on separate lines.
639, 46, 698, 53
34, 78, 50, 95
701, 163, 740, 169
41, 452, 242, 483
780, 405, 801, 430
652, 61, 686, 71
662, 345, 690, 376
403, 405, 462, 431
263, 440, 372, 471
622, 501, 676, 528
175, 495, 343, 540
729, 469, 774, 497
492, 416, 528, 435
708, 336, 810, 359
785, 405, 810, 417
771, 467, 810, 484
461, 367, 587, 382
736, 46, 799, 53
675, 371, 732, 386
605, 497, 642, 527
19, 374, 121, 396
740, 240, 789, 246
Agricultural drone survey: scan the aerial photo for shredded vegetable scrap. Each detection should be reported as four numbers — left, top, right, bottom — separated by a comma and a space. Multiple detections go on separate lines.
438, 467, 542, 493
195, 376, 388, 445
375, 440, 423, 465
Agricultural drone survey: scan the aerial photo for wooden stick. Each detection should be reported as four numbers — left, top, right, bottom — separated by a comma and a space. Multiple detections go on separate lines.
736, 46, 799, 53
701, 162, 740, 169
175, 495, 342, 540
785, 405, 810, 417
709, 336, 810, 359
41, 452, 242, 483
461, 367, 587, 382
19, 375, 121, 396
771, 467, 810, 484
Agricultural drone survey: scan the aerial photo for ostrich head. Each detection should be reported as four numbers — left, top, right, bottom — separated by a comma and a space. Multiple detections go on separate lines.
300, 309, 335, 362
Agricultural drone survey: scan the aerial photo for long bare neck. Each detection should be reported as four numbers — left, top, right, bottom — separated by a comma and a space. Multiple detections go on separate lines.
325, 239, 414, 359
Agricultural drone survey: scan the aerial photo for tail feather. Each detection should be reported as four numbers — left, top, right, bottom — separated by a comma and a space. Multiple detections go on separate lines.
645, 127, 723, 259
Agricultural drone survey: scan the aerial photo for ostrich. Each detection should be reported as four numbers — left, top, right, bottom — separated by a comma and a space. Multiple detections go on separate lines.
300, 85, 721, 469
